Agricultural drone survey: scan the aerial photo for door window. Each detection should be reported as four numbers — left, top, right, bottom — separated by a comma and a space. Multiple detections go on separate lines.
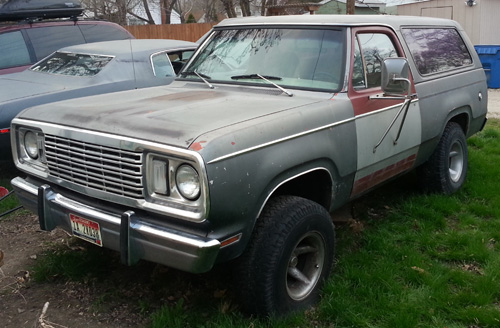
352, 33, 398, 89
152, 52, 175, 77
168, 49, 195, 74
0, 31, 31, 69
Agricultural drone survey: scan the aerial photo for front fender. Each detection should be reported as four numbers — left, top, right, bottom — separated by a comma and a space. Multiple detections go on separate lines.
202, 100, 357, 261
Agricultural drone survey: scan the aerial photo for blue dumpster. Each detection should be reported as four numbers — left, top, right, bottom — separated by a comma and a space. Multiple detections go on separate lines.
475, 45, 500, 89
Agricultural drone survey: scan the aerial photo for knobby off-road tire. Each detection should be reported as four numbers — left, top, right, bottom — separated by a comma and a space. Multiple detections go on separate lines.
417, 122, 468, 194
237, 196, 335, 316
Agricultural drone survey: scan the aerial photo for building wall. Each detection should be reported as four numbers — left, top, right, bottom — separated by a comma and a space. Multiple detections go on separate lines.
478, 0, 500, 44
317, 1, 384, 15
397, 0, 500, 45
317, 1, 346, 14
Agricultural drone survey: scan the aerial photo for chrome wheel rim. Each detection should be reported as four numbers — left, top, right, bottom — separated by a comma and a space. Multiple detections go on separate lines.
449, 140, 464, 183
286, 231, 325, 301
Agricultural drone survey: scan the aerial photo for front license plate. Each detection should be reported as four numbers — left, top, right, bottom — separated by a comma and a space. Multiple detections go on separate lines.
70, 214, 103, 247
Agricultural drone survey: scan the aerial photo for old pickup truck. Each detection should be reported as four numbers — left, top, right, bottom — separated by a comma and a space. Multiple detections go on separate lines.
10, 15, 487, 315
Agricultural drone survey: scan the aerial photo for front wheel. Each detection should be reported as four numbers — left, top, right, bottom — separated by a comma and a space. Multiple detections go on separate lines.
236, 196, 335, 316
417, 122, 468, 194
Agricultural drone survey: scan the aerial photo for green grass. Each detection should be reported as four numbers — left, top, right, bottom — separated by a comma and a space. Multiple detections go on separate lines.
31, 241, 120, 282
0, 161, 22, 218
145, 119, 500, 328
7, 119, 500, 327
317, 119, 500, 328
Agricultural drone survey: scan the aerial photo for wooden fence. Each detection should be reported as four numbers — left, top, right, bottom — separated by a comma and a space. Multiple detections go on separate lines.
124, 23, 215, 42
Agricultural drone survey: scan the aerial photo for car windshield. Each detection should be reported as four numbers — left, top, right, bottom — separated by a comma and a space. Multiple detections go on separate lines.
30, 51, 113, 77
182, 28, 345, 91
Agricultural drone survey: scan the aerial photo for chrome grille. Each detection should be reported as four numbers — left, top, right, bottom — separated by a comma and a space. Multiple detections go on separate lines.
44, 135, 144, 198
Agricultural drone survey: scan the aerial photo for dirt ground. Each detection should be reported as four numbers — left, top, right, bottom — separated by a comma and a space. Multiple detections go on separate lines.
0, 207, 240, 328
0, 212, 149, 328
0, 161, 162, 328
0, 203, 350, 328
0, 162, 251, 328
0, 190, 353, 328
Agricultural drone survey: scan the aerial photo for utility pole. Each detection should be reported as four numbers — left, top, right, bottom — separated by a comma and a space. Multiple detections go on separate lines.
346, 0, 355, 14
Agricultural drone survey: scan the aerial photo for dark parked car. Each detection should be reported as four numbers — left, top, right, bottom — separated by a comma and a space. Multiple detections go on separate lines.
0, 0, 133, 75
0, 38, 198, 159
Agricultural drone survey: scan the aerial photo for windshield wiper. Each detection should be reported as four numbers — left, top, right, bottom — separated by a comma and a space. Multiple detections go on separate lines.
180, 70, 214, 89
181, 70, 211, 79
231, 74, 282, 81
231, 73, 292, 97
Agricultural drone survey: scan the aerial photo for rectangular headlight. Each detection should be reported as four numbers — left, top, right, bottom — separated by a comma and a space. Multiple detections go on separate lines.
152, 159, 169, 195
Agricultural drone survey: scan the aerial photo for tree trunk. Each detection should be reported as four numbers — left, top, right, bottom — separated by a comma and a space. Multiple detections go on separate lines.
206, 0, 219, 22
220, 0, 237, 18
142, 0, 156, 24
161, 0, 178, 24
203, 0, 219, 22
240, 0, 251, 16
346, 0, 355, 15
116, 0, 127, 25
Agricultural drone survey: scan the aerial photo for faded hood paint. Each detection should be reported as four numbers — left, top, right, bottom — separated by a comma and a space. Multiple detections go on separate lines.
17, 82, 329, 149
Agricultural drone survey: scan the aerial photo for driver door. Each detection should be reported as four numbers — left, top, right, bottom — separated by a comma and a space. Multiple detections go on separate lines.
349, 27, 421, 197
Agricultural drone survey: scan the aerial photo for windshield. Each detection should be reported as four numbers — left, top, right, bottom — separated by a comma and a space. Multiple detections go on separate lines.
182, 28, 345, 91
30, 52, 113, 77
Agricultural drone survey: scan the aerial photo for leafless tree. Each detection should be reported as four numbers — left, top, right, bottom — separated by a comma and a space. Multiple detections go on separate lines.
173, 0, 194, 23
239, 0, 251, 16
159, 0, 178, 24
220, 0, 237, 18
81, 0, 140, 24
201, 0, 223, 22
115, 0, 127, 25
346, 0, 355, 14
260, 0, 267, 16
81, 0, 161, 25
126, 0, 155, 24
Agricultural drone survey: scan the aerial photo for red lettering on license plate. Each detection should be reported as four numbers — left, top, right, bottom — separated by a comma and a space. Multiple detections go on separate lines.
69, 214, 103, 247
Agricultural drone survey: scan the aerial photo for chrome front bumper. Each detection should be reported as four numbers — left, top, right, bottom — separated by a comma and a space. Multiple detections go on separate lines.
11, 176, 220, 273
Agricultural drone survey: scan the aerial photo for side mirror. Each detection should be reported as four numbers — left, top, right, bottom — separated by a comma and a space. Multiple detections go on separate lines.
381, 58, 410, 95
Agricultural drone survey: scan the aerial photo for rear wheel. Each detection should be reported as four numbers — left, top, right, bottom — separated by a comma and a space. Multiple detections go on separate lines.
237, 196, 335, 316
418, 122, 468, 194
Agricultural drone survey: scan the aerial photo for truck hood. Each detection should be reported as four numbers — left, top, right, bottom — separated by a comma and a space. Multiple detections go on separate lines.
17, 83, 328, 148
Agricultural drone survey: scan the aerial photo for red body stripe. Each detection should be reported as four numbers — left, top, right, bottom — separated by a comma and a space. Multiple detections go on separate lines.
351, 154, 417, 196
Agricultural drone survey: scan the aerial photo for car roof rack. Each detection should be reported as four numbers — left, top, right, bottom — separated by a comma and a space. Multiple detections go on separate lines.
0, 0, 83, 22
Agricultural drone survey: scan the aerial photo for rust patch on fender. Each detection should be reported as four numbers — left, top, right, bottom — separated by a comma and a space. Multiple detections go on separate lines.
190, 140, 207, 151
